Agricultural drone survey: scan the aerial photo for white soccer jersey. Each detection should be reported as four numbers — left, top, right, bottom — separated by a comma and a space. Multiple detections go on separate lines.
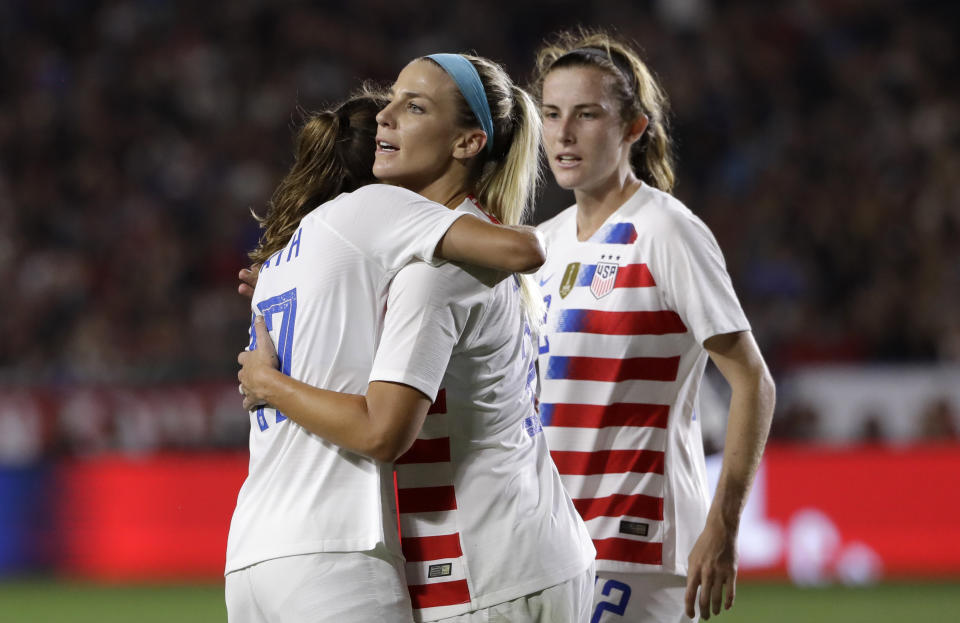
536, 184, 750, 576
369, 199, 595, 622
225, 184, 465, 575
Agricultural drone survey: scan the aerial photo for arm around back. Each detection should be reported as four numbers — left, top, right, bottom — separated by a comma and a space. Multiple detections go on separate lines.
237, 316, 432, 463
436, 214, 546, 274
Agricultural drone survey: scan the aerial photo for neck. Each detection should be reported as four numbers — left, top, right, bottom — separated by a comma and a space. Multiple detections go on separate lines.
573, 165, 642, 241
407, 164, 473, 210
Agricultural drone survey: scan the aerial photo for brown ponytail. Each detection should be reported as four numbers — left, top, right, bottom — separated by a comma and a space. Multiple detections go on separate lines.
249, 94, 384, 264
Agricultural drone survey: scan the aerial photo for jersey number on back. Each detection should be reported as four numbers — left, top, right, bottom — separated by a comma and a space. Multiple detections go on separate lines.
249, 288, 298, 431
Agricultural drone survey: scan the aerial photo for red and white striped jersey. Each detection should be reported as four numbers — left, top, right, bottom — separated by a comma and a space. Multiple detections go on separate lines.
370, 200, 595, 621
536, 184, 750, 576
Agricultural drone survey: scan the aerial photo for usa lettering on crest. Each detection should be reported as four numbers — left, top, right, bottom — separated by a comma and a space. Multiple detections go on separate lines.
590, 257, 619, 299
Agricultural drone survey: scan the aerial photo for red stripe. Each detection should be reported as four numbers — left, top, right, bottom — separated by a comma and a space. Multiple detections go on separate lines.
550, 450, 664, 476
546, 403, 669, 429
393, 471, 401, 539
579, 310, 686, 335
615, 264, 656, 288
573, 493, 663, 522
401, 533, 463, 562
408, 579, 472, 610
560, 356, 680, 382
396, 437, 451, 464
594, 537, 663, 565
427, 389, 447, 415
397, 485, 458, 514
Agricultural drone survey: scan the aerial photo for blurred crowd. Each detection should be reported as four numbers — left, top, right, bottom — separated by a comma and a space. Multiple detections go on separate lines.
1, 1, 958, 453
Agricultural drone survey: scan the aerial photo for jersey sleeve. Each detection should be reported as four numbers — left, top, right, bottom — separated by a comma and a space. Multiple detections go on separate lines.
368, 261, 465, 400
651, 210, 751, 345
326, 185, 466, 271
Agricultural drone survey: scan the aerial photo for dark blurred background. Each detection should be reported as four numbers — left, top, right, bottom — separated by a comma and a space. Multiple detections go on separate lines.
4, 0, 958, 385
0, 0, 958, 593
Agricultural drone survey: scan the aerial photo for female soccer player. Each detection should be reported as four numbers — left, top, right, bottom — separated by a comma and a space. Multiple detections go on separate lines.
531, 30, 776, 623
232, 54, 594, 623
224, 91, 547, 621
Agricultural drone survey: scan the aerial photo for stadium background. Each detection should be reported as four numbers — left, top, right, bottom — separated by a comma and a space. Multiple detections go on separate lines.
1, 0, 958, 620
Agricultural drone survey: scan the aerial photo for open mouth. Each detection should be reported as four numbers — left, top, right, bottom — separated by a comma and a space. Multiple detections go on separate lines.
556, 154, 581, 165
377, 140, 398, 152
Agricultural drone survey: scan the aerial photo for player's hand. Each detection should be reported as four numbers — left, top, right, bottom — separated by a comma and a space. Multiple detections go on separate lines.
685, 515, 738, 620
237, 315, 280, 410
238, 265, 260, 299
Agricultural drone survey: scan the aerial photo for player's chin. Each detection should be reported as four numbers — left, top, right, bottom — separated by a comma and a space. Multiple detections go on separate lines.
549, 168, 584, 190
372, 156, 401, 180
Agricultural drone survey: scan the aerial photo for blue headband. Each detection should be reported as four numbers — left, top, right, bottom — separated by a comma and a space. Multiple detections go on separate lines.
426, 53, 494, 154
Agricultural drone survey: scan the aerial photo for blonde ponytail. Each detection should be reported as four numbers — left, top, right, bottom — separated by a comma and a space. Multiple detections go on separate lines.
425, 54, 546, 324
480, 84, 546, 326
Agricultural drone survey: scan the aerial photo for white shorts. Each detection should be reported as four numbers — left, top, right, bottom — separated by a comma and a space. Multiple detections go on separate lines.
431, 563, 595, 623
590, 572, 695, 623
225, 546, 413, 623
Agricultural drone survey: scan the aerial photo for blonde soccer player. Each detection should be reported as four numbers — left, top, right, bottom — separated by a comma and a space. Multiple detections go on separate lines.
224, 89, 550, 622
234, 53, 595, 623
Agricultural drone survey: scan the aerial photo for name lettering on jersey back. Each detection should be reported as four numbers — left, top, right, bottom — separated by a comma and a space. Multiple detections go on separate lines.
261, 227, 303, 271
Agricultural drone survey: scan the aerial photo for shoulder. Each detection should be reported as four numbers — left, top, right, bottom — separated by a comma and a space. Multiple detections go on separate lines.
328, 185, 451, 229
626, 185, 713, 243
346, 183, 428, 205
393, 259, 484, 303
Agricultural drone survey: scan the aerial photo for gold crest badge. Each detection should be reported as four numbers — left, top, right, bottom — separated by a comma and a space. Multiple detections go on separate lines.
559, 262, 580, 298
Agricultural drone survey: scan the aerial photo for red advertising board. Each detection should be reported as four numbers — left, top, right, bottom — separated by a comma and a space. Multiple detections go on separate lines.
55, 453, 247, 580
41, 445, 960, 581
725, 444, 960, 582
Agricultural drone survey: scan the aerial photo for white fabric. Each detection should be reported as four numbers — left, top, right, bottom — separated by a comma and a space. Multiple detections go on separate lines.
369, 199, 596, 622
225, 547, 413, 623
432, 563, 596, 623
592, 572, 693, 623
535, 184, 750, 576
226, 184, 465, 575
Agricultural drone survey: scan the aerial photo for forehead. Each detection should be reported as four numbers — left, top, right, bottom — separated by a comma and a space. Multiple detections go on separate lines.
392, 59, 458, 99
542, 65, 619, 106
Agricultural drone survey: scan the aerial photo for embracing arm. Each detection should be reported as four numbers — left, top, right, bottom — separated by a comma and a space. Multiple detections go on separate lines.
237, 316, 430, 463
237, 216, 544, 297
685, 330, 775, 620
436, 214, 545, 274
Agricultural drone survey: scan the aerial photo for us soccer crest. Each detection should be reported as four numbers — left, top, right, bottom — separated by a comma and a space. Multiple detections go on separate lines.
590, 255, 620, 299
559, 262, 580, 298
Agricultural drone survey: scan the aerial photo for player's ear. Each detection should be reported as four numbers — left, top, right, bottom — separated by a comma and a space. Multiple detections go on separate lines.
625, 114, 648, 144
452, 129, 487, 160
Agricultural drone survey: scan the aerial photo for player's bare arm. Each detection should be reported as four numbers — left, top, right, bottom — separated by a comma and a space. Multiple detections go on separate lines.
685, 330, 775, 620
237, 215, 546, 299
436, 214, 546, 274
237, 315, 430, 462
